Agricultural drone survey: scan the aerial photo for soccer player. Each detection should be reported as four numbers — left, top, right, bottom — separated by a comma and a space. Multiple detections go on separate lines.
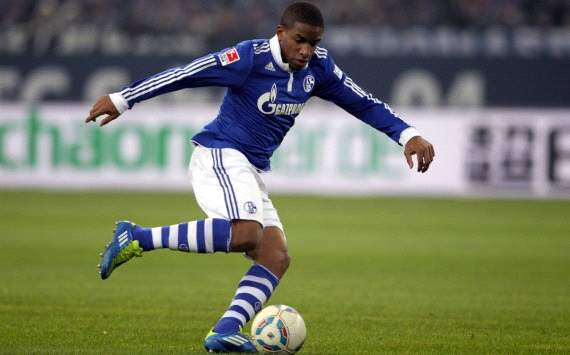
85, 2, 435, 353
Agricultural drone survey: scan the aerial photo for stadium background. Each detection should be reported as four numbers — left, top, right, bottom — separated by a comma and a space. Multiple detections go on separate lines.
1, 1, 569, 354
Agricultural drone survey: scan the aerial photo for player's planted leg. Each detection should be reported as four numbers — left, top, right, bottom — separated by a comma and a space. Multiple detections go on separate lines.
205, 225, 290, 353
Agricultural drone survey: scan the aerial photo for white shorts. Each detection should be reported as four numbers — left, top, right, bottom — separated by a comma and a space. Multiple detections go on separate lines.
188, 145, 284, 232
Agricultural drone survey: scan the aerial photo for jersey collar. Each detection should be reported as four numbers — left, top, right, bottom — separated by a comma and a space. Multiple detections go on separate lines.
270, 35, 308, 73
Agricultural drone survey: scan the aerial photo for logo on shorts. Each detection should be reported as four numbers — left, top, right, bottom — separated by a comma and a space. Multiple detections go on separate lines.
244, 201, 257, 214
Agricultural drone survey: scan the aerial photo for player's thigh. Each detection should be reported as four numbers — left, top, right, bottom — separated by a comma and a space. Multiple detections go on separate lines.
260, 192, 284, 235
247, 195, 288, 261
189, 146, 264, 224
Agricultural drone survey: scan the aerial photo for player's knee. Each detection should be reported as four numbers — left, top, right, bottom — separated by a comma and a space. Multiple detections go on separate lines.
230, 220, 263, 252
279, 251, 291, 273
272, 249, 290, 277
256, 247, 290, 278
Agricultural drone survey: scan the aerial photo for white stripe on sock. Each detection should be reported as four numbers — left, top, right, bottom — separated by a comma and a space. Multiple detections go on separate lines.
241, 275, 274, 293
151, 227, 162, 249
230, 299, 255, 319
187, 221, 197, 252
234, 286, 267, 304
168, 224, 179, 250
204, 218, 213, 252
221, 310, 247, 327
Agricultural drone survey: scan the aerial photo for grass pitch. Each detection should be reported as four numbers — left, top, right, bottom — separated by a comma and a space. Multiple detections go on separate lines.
0, 190, 568, 354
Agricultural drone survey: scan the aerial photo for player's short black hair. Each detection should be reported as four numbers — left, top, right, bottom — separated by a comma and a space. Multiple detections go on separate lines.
280, 2, 324, 29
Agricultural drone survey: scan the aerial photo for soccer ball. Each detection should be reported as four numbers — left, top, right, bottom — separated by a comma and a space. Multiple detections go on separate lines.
250, 304, 306, 354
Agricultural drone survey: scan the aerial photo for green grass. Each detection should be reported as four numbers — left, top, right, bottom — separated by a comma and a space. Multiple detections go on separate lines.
0, 190, 569, 354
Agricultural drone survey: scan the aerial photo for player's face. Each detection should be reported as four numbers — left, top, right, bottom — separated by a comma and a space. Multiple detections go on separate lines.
277, 22, 323, 71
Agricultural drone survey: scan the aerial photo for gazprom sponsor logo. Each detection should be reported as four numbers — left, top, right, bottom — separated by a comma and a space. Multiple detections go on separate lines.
256, 83, 305, 116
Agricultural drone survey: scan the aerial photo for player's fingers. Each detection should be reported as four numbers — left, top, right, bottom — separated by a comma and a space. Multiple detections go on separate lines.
404, 151, 414, 169
85, 111, 99, 123
416, 151, 425, 172
425, 147, 433, 164
86, 103, 106, 122
422, 150, 432, 172
89, 101, 104, 116
422, 159, 432, 173
100, 113, 119, 126
424, 147, 434, 172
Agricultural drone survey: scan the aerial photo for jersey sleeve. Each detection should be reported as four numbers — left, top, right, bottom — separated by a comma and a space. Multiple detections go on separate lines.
312, 55, 419, 146
116, 41, 254, 109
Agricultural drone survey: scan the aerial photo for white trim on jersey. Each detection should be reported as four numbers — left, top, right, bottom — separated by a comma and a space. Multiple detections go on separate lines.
398, 127, 421, 146
344, 77, 406, 122
344, 77, 383, 105
121, 55, 214, 99
109, 92, 128, 113
121, 55, 216, 101
121, 55, 213, 99
269, 35, 309, 71
254, 42, 270, 54
315, 46, 328, 58
270, 35, 291, 72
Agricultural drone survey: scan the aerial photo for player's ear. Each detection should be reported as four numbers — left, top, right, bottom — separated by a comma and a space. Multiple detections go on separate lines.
276, 25, 286, 39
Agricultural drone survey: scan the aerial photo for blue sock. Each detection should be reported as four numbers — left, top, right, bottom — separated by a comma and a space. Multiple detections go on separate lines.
213, 264, 280, 334
132, 218, 231, 253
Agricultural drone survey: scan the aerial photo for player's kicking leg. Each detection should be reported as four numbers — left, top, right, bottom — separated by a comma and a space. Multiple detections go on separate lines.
97, 217, 234, 279
98, 221, 143, 279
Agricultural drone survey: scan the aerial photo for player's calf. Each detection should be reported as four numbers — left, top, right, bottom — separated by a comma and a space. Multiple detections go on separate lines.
230, 220, 263, 252
250, 226, 290, 278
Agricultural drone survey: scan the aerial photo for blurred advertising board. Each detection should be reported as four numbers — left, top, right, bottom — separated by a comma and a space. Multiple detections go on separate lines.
0, 103, 569, 198
1, 55, 569, 107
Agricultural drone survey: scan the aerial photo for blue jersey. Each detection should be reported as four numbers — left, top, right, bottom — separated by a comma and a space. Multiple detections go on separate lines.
117, 36, 415, 171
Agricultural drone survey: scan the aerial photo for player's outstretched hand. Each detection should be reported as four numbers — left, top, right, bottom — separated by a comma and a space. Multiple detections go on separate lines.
85, 95, 121, 126
404, 136, 435, 173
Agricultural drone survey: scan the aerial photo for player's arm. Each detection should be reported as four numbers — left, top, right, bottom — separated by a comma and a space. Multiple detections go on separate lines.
312, 58, 435, 173
85, 44, 253, 126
